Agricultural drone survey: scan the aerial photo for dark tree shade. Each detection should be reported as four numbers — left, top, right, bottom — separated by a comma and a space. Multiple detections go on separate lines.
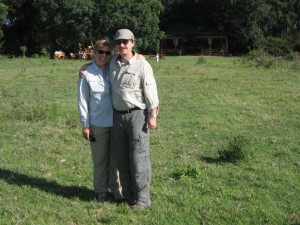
91, 0, 164, 52
0, 0, 299, 55
0, 3, 8, 40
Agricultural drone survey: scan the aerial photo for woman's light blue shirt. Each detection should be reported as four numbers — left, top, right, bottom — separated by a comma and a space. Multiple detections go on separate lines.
77, 61, 113, 128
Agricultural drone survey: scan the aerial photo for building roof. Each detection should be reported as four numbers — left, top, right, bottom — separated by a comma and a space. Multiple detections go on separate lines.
165, 22, 226, 37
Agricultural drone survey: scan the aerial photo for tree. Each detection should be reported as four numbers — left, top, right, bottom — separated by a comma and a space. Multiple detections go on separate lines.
2, 0, 299, 55
0, 2, 8, 41
35, 0, 95, 54
2, 0, 94, 56
2, 0, 163, 55
160, 0, 300, 54
218, 0, 300, 53
92, 0, 164, 52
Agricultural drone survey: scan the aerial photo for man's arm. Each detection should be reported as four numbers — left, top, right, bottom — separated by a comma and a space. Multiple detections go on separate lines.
142, 62, 159, 129
148, 107, 158, 129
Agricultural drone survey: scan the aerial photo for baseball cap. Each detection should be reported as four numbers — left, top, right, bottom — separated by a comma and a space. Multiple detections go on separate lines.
114, 29, 135, 41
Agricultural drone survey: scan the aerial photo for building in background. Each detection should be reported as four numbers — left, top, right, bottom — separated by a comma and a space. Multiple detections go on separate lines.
161, 22, 228, 56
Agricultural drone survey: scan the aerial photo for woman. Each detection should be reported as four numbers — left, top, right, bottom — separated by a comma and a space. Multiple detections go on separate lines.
77, 40, 122, 203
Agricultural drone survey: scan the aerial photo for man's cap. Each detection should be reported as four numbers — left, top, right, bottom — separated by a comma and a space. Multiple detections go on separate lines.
114, 29, 135, 41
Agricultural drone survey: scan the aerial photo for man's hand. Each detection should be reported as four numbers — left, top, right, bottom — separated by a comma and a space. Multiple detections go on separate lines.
147, 107, 158, 129
147, 117, 157, 129
78, 63, 92, 78
136, 54, 145, 60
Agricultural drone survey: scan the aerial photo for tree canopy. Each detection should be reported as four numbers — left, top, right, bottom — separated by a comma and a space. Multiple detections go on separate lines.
1, 0, 163, 55
91, 0, 164, 52
0, 0, 299, 56
160, 0, 300, 54
0, 2, 8, 40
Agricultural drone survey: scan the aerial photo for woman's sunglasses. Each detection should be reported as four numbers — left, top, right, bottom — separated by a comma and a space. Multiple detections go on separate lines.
97, 50, 112, 55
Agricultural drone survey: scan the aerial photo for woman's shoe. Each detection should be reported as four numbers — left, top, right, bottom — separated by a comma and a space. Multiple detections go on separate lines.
96, 192, 108, 203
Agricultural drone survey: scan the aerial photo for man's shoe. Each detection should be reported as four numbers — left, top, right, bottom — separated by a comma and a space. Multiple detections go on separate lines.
96, 192, 107, 203
131, 203, 146, 210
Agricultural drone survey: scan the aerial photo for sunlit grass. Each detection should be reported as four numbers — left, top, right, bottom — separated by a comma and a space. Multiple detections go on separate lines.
0, 56, 299, 224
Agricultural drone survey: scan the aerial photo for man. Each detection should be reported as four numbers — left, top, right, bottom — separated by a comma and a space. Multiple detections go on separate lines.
109, 29, 159, 209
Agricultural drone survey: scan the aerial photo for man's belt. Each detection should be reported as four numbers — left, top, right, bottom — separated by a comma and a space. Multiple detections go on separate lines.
114, 107, 141, 114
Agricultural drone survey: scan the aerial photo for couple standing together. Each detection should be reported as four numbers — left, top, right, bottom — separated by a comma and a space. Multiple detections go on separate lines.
77, 29, 159, 210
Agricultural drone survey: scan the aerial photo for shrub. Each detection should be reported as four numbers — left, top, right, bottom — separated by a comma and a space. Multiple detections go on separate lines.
0, 54, 7, 60
242, 49, 284, 68
265, 37, 293, 57
40, 48, 50, 58
20, 45, 27, 57
293, 53, 300, 70
32, 54, 40, 58
197, 56, 207, 65
218, 136, 249, 163
245, 48, 268, 60
173, 165, 202, 180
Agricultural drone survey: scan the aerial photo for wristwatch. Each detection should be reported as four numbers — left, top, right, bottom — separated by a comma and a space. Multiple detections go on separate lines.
149, 114, 157, 118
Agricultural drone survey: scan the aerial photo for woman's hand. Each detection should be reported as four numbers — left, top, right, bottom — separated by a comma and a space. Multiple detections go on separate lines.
82, 127, 91, 140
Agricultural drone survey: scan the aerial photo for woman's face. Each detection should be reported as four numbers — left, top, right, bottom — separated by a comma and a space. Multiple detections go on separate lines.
94, 45, 111, 68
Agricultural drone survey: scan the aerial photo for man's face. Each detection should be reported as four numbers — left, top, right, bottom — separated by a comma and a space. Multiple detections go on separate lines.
115, 39, 134, 56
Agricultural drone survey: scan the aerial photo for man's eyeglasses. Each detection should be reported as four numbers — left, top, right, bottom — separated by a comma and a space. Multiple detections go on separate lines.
115, 40, 130, 46
97, 50, 112, 55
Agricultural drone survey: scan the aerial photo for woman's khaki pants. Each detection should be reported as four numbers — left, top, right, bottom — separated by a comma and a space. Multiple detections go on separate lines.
90, 125, 120, 194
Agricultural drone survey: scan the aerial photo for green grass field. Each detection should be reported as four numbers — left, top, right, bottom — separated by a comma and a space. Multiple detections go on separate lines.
0, 56, 299, 224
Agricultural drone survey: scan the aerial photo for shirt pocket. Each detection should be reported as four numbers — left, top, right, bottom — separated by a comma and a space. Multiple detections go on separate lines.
89, 81, 104, 93
122, 72, 140, 89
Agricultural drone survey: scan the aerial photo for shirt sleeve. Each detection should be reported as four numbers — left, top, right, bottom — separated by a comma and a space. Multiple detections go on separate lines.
77, 74, 90, 128
142, 61, 159, 112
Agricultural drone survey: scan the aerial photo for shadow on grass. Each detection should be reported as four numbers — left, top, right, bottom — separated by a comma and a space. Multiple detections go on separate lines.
0, 168, 95, 201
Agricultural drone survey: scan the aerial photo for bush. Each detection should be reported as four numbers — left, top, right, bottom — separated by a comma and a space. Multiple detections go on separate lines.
197, 56, 207, 65
265, 37, 293, 57
244, 48, 268, 60
218, 136, 249, 163
293, 53, 300, 70
173, 165, 202, 180
32, 54, 40, 58
20, 45, 27, 57
0, 54, 8, 60
40, 48, 50, 58
242, 49, 284, 68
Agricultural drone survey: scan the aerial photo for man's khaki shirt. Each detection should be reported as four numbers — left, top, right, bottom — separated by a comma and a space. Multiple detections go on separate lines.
109, 53, 159, 112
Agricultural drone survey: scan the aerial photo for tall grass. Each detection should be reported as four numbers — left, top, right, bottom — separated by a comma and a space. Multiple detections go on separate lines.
0, 56, 299, 224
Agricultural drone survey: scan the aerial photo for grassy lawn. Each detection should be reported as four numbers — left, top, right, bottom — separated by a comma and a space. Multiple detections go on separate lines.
0, 56, 299, 224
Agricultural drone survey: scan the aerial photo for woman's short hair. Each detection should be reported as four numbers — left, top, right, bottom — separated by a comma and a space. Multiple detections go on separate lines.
93, 39, 110, 52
